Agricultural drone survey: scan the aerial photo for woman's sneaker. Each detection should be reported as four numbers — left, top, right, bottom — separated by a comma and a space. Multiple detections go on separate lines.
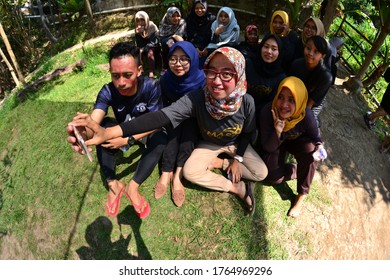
364, 112, 375, 129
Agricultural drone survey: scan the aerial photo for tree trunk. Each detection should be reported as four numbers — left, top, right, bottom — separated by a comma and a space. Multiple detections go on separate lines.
37, 0, 57, 43
0, 47, 20, 87
0, 22, 25, 85
355, 13, 390, 80
344, 13, 390, 93
85, 0, 94, 22
322, 0, 339, 34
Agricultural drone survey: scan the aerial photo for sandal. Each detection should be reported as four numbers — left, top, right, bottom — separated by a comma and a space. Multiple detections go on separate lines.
243, 182, 255, 216
124, 191, 151, 219
105, 183, 124, 217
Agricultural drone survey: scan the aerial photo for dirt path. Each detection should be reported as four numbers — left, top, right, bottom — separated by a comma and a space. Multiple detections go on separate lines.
290, 67, 390, 259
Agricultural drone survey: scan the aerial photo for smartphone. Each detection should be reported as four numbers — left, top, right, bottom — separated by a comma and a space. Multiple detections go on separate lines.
73, 125, 93, 162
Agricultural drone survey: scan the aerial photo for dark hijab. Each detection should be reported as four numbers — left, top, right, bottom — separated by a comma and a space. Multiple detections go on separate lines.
160, 41, 206, 102
255, 34, 285, 77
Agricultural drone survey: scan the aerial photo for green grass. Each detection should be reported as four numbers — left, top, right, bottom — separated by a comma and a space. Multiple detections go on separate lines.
0, 43, 331, 260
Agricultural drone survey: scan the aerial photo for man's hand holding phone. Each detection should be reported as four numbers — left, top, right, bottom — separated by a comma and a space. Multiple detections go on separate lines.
67, 124, 93, 162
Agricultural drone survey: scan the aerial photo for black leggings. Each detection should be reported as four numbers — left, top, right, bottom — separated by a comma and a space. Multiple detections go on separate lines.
161, 118, 198, 172
96, 117, 167, 184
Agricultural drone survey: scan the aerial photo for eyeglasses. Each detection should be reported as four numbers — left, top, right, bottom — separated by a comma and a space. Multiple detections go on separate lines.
204, 69, 237, 82
303, 24, 317, 32
168, 56, 190, 66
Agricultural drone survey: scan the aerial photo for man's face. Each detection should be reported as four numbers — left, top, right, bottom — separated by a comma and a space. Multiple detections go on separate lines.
109, 56, 141, 96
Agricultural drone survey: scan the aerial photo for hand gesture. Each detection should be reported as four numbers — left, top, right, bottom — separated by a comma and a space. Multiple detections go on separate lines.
227, 159, 242, 183
271, 107, 285, 138
215, 25, 225, 36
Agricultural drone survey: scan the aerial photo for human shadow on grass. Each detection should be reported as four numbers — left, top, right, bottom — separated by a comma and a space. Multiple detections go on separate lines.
117, 206, 153, 260
76, 216, 134, 260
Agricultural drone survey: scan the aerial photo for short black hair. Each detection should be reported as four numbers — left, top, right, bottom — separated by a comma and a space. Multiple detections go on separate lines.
307, 35, 328, 55
109, 42, 141, 66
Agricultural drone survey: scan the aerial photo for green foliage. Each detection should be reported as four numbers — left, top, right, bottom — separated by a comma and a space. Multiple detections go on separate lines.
57, 0, 85, 14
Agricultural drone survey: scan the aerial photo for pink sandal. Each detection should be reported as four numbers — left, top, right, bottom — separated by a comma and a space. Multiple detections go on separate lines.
124, 192, 151, 219
105, 185, 124, 217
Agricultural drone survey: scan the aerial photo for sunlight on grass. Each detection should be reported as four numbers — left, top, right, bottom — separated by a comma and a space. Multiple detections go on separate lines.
0, 43, 334, 260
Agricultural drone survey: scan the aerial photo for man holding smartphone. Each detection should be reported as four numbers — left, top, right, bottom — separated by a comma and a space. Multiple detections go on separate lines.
67, 42, 167, 219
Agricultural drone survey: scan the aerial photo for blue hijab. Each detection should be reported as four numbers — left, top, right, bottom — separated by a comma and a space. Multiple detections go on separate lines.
161, 41, 206, 102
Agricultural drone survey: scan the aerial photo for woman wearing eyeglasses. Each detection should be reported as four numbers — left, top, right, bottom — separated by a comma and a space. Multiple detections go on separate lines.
70, 47, 268, 216
295, 17, 325, 60
155, 41, 205, 207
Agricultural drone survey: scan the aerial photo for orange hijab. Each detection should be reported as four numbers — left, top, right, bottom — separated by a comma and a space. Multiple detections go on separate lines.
272, 77, 308, 132
270, 10, 290, 36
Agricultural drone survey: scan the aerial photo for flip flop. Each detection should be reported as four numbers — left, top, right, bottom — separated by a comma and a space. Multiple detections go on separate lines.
105, 185, 124, 217
124, 192, 151, 219
243, 182, 256, 216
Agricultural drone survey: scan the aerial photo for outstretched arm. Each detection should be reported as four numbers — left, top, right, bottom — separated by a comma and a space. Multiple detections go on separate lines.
69, 111, 171, 146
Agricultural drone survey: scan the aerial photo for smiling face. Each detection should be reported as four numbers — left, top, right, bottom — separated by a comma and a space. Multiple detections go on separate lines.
276, 87, 296, 120
261, 37, 279, 63
168, 47, 190, 77
109, 56, 141, 96
304, 39, 325, 69
303, 19, 317, 39
206, 53, 236, 100
170, 12, 181, 25
194, 3, 206, 17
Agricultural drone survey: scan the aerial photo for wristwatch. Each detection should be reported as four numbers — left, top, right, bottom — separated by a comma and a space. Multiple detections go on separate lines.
127, 136, 136, 146
234, 155, 244, 163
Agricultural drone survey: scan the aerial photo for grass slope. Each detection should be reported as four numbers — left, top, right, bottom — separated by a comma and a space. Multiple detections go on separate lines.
0, 43, 330, 260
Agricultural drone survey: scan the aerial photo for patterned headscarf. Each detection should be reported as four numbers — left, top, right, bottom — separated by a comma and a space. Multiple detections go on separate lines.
134, 11, 158, 39
269, 10, 291, 36
272, 76, 308, 132
302, 17, 325, 45
158, 7, 186, 37
203, 47, 246, 120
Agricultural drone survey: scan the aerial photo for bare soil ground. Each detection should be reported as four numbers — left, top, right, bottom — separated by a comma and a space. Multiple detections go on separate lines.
290, 64, 390, 259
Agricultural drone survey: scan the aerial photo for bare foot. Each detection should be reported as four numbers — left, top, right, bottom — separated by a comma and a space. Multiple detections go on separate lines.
207, 157, 223, 170
106, 180, 125, 214
230, 181, 254, 214
288, 194, 306, 218
125, 180, 148, 215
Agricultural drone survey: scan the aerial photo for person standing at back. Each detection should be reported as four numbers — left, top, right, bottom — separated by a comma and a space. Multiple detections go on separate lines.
295, 17, 325, 60
206, 7, 240, 53
186, 0, 215, 68
157, 6, 187, 74
134, 11, 160, 78
267, 10, 300, 72
236, 24, 261, 65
